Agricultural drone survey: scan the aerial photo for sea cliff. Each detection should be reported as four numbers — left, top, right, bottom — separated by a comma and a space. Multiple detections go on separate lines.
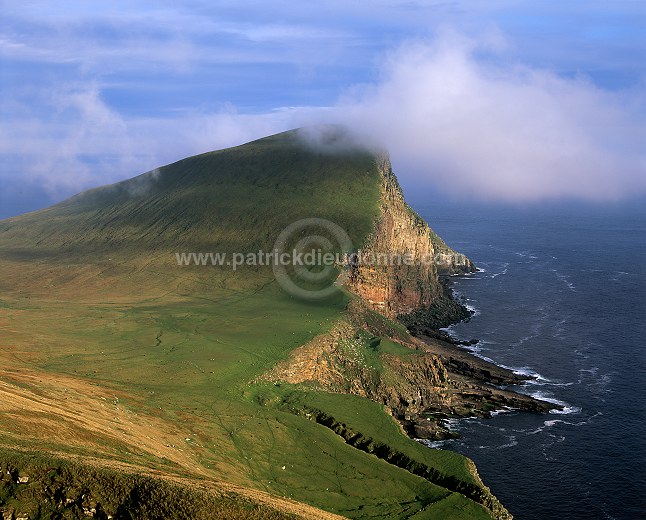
348, 154, 475, 318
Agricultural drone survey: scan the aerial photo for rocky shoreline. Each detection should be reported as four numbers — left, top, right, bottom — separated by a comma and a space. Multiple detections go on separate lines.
399, 282, 560, 441
406, 334, 558, 440
266, 292, 560, 444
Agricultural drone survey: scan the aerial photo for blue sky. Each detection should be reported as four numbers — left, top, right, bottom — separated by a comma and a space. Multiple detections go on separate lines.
1, 1, 645, 218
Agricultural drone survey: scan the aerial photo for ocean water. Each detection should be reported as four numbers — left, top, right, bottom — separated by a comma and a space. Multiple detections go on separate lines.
415, 202, 646, 520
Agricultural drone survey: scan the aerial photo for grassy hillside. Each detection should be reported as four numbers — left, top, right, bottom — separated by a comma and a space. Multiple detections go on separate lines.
0, 129, 498, 519
0, 130, 380, 298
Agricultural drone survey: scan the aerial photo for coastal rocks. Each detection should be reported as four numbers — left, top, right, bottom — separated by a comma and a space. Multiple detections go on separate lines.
264, 299, 558, 442
377, 353, 448, 417
407, 415, 460, 441
263, 319, 449, 411
262, 316, 458, 430
418, 335, 530, 386
399, 290, 474, 332
431, 237, 477, 276
261, 148, 552, 518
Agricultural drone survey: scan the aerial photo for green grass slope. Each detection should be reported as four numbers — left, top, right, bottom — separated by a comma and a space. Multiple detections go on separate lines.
0, 129, 379, 257
0, 128, 499, 519
0, 129, 381, 301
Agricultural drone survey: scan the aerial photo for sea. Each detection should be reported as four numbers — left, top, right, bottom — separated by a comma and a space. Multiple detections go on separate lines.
414, 201, 646, 520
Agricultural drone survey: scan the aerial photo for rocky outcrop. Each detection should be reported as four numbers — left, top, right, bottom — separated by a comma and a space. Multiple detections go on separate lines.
262, 314, 452, 424
263, 318, 447, 407
263, 300, 558, 442
430, 231, 476, 276
399, 287, 474, 331
262, 149, 553, 520
347, 154, 475, 318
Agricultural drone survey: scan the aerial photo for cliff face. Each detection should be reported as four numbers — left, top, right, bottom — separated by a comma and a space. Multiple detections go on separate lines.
347, 155, 475, 318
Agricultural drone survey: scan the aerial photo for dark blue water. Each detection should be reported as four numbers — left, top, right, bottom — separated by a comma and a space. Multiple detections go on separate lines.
416, 202, 646, 520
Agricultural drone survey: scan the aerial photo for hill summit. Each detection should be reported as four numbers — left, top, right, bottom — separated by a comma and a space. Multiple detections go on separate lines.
0, 126, 473, 309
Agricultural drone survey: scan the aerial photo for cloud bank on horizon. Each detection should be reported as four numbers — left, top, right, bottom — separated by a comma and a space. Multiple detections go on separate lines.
1, 1, 645, 217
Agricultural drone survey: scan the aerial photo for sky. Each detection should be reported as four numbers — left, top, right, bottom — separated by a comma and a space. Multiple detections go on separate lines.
1, 0, 645, 218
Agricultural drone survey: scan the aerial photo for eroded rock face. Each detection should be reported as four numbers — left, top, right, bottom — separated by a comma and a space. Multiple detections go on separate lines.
262, 314, 450, 425
348, 155, 475, 318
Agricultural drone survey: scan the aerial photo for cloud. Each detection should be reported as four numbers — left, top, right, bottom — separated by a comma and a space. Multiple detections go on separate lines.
1, 86, 137, 198
1, 27, 644, 209
0, 85, 297, 200
333, 31, 646, 201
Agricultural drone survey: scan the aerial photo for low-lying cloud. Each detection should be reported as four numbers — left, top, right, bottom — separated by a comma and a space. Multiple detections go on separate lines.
2, 30, 645, 210
333, 32, 646, 201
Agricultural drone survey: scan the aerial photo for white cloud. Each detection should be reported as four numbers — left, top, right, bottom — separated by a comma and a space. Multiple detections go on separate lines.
1, 30, 644, 205
334, 32, 646, 201
0, 85, 297, 199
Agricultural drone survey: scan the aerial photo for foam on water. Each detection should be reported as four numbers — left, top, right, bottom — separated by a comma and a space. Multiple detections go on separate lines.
490, 267, 508, 279
551, 268, 576, 291
417, 439, 449, 450
495, 365, 575, 387
499, 365, 548, 381
525, 391, 582, 415
490, 407, 514, 416
549, 405, 582, 415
